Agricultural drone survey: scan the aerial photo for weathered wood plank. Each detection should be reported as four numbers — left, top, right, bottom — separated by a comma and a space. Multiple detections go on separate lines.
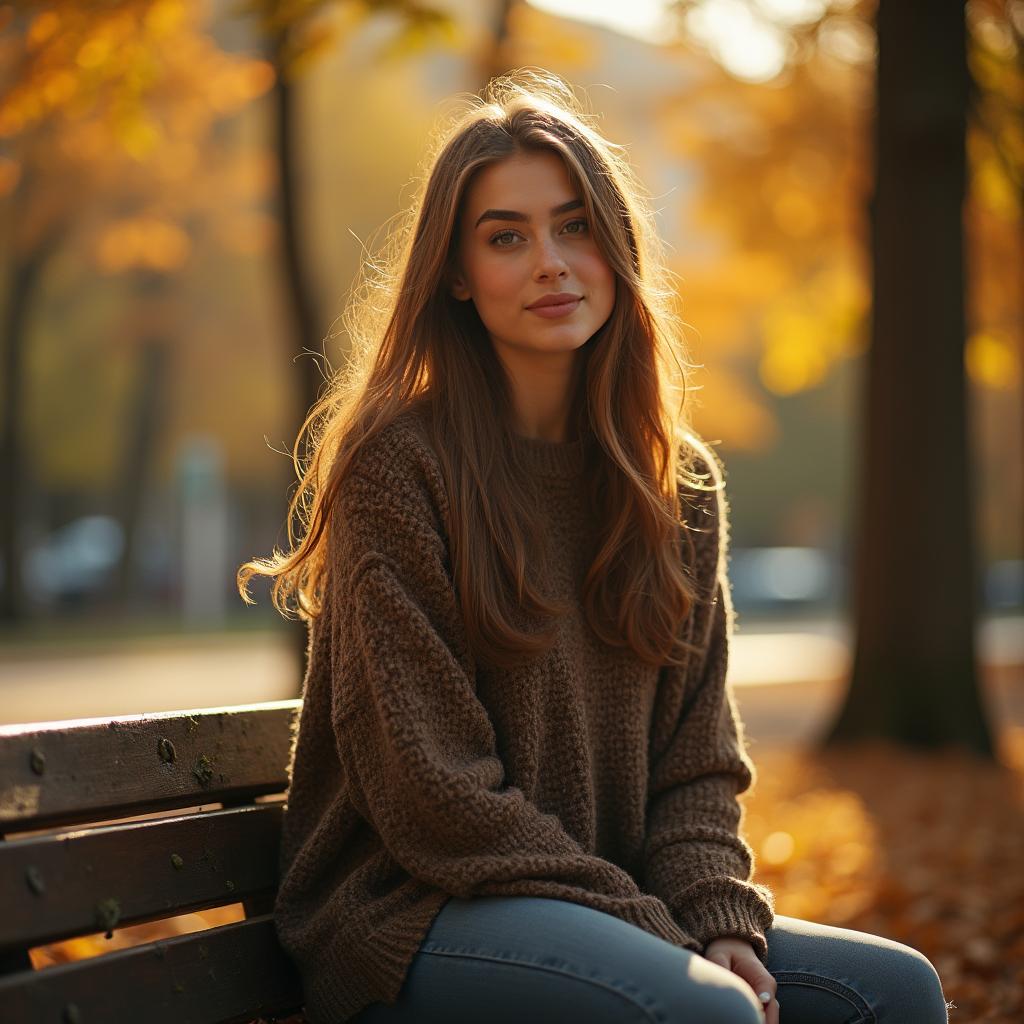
0, 804, 283, 952
0, 914, 303, 1024
0, 701, 300, 832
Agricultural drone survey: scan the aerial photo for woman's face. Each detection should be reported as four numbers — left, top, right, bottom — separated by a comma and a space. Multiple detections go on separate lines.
450, 149, 616, 362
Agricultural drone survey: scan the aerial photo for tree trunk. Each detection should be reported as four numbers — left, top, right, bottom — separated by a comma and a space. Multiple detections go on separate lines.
271, 43, 328, 421
113, 273, 170, 605
819, 0, 996, 756
0, 227, 63, 622
269, 30, 326, 687
478, 0, 515, 87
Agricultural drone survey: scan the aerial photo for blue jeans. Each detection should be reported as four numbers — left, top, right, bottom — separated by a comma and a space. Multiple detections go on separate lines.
351, 895, 951, 1023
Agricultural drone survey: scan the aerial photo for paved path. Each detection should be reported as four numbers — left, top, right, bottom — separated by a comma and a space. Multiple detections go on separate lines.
1, 618, 1020, 749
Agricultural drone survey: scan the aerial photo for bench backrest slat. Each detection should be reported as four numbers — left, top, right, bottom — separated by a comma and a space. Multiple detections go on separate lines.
0, 701, 299, 833
0, 803, 283, 952
0, 914, 301, 1024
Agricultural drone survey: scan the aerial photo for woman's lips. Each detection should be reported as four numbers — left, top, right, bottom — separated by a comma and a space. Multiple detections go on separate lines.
527, 298, 582, 318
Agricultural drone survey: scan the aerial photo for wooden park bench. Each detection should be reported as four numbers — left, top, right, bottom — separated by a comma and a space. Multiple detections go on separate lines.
0, 700, 307, 1023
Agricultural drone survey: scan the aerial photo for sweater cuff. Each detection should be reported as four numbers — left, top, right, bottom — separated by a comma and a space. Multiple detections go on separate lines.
619, 896, 703, 955
671, 877, 775, 964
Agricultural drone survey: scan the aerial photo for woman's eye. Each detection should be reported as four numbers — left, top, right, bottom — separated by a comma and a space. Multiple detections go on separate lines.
489, 219, 588, 247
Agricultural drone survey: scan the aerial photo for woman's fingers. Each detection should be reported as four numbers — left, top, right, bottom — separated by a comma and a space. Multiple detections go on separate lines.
702, 937, 779, 1020
734, 960, 778, 1020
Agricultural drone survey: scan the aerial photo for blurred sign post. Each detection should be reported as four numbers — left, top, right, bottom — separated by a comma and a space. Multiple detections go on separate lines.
177, 437, 228, 628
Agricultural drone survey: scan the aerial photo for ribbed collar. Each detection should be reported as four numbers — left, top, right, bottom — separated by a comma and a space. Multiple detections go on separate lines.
508, 431, 586, 479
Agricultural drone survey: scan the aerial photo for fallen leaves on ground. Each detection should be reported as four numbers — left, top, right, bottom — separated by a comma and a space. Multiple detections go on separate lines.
740, 725, 1024, 1023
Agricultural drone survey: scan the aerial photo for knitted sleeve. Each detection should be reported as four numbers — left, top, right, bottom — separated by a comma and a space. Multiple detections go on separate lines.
326, 430, 700, 951
641, 447, 776, 962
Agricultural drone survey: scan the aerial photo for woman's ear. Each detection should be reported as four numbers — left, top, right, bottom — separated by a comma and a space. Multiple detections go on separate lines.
449, 266, 472, 302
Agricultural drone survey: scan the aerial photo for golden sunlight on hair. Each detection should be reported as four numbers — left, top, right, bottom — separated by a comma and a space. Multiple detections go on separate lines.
237, 67, 720, 672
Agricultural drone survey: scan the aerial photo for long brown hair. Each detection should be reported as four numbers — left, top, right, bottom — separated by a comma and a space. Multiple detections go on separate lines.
237, 68, 721, 671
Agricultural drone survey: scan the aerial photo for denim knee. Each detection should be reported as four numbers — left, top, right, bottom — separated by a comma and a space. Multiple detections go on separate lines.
707, 986, 766, 1024
898, 946, 949, 1022
659, 959, 766, 1024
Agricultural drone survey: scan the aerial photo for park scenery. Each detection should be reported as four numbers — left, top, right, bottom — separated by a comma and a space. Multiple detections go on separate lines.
1, 1, 1023, 1022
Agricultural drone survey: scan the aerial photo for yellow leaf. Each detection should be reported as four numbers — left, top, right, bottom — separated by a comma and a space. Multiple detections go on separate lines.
27, 10, 60, 50
966, 331, 1020, 389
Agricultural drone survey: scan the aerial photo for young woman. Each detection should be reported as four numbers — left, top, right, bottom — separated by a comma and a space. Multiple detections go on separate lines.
238, 71, 950, 1024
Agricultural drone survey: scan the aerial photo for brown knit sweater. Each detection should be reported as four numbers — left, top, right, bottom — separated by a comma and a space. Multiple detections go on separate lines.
273, 407, 775, 1023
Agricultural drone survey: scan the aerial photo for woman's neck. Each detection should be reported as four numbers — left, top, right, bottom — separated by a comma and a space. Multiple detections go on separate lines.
494, 342, 583, 444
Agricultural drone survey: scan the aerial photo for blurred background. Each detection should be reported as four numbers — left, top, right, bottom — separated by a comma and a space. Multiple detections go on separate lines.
3, 2, 1024, 1018
1, 0, 1020, 732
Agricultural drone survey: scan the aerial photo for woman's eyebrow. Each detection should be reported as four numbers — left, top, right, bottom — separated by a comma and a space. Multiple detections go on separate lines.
474, 198, 584, 229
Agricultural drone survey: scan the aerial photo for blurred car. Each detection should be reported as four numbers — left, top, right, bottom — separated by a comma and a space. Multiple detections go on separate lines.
729, 547, 1023, 617
22, 515, 124, 607
729, 546, 842, 616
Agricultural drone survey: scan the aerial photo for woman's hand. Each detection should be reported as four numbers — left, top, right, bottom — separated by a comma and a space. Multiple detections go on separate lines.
703, 936, 779, 1023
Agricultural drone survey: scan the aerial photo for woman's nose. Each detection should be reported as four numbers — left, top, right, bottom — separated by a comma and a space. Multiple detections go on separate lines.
534, 238, 569, 279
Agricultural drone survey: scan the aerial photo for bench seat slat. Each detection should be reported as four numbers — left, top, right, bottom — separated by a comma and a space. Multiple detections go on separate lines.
0, 914, 303, 1024
0, 701, 301, 833
0, 804, 283, 952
